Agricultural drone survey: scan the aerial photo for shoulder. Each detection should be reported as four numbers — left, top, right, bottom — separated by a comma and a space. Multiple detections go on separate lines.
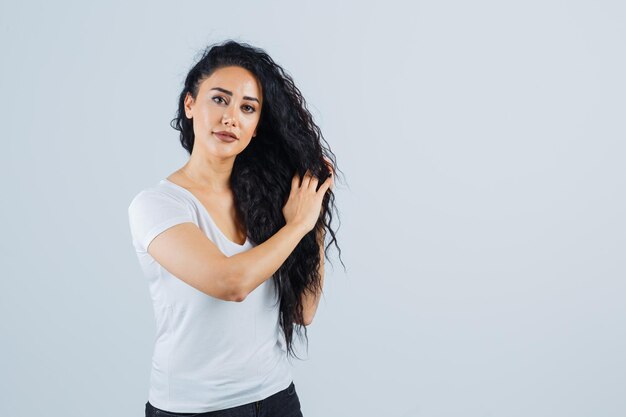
128, 183, 192, 216
127, 183, 197, 251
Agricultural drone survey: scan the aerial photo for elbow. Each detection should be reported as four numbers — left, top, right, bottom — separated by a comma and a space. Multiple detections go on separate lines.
230, 279, 249, 302
220, 258, 248, 302
230, 293, 247, 303
226, 278, 248, 302
230, 274, 250, 303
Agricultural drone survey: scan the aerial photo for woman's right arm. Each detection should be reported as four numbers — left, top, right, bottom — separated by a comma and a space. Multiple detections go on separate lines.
147, 169, 333, 302
147, 221, 307, 302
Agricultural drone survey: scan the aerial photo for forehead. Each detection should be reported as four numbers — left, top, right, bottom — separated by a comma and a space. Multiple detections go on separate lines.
200, 66, 262, 101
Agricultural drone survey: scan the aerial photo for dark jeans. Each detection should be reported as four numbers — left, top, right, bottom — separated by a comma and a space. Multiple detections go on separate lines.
145, 381, 303, 417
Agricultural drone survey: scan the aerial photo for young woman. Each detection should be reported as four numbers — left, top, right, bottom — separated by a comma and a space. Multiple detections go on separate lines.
128, 40, 342, 416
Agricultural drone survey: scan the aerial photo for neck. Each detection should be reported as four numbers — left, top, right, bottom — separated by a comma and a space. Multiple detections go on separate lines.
181, 155, 233, 194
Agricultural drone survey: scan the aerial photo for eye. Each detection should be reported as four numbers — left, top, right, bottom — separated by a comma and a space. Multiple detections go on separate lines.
212, 96, 227, 104
242, 104, 256, 113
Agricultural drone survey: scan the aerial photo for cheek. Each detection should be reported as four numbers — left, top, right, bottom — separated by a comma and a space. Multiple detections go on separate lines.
196, 110, 218, 128
244, 116, 260, 131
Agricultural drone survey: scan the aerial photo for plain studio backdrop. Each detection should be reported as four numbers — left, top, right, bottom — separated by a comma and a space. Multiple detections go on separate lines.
1, 1, 624, 416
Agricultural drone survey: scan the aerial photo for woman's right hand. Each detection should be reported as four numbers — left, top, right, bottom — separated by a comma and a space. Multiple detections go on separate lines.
282, 169, 334, 234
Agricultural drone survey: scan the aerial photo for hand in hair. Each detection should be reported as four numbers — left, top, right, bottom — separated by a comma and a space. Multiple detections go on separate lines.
282, 169, 333, 234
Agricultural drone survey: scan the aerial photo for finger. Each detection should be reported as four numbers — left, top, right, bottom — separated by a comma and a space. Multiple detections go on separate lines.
302, 169, 312, 189
308, 174, 319, 190
291, 172, 300, 190
318, 173, 333, 194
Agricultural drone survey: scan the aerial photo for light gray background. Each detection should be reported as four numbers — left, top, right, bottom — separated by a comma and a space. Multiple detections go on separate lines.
1, 1, 624, 416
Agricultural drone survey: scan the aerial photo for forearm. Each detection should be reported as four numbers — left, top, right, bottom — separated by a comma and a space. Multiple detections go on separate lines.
230, 223, 307, 299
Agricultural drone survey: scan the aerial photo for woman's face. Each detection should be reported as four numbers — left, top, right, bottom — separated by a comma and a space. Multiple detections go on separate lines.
184, 66, 263, 159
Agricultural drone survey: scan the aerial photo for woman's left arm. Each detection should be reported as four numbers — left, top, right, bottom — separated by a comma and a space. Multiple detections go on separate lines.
299, 228, 326, 326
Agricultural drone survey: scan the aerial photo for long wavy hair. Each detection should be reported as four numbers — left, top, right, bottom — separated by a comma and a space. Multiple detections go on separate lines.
170, 39, 344, 359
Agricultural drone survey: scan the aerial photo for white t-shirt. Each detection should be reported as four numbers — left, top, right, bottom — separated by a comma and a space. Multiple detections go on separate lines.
127, 178, 293, 413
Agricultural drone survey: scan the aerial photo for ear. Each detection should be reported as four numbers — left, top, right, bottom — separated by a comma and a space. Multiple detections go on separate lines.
184, 92, 194, 119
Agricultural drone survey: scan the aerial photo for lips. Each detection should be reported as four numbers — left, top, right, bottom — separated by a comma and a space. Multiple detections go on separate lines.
214, 131, 238, 139
214, 132, 238, 143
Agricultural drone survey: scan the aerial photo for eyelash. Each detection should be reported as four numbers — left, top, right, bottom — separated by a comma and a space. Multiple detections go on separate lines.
212, 96, 256, 113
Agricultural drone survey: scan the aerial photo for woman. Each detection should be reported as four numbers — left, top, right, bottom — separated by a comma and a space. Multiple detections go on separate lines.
128, 40, 342, 416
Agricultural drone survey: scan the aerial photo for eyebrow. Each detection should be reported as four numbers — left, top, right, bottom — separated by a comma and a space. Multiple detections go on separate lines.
210, 87, 260, 104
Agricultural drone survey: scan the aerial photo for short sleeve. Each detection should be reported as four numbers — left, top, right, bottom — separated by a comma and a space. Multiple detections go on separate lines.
128, 189, 194, 253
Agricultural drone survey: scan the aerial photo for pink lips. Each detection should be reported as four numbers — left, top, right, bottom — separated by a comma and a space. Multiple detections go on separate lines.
214, 132, 238, 143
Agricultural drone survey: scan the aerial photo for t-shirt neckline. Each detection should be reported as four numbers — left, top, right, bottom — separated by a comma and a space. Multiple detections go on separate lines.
160, 178, 250, 248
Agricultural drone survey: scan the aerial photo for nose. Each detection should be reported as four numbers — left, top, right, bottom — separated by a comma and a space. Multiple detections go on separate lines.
222, 107, 237, 127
